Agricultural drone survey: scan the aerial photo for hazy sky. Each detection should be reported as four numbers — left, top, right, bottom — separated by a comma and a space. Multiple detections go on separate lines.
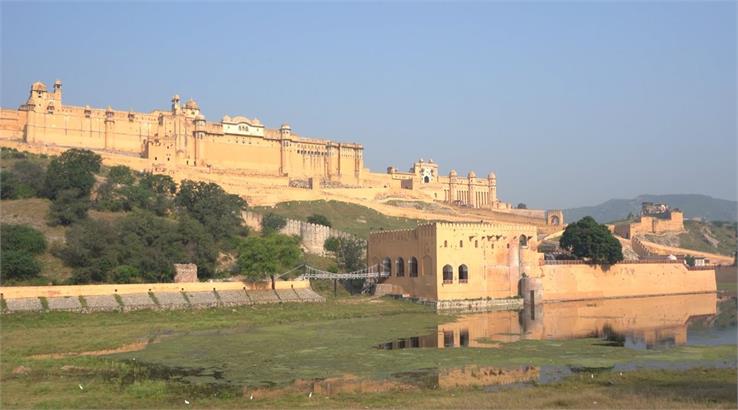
2, 2, 735, 209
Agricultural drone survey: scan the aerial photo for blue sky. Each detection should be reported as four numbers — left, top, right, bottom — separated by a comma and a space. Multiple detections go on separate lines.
1, 2, 735, 209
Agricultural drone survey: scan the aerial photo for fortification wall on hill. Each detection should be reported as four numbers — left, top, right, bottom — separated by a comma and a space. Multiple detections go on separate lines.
242, 211, 357, 256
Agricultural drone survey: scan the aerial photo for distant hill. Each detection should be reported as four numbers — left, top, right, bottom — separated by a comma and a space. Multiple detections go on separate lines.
564, 194, 737, 223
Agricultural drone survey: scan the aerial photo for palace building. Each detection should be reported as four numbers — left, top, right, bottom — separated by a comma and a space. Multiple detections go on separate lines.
0, 80, 564, 229
0, 81, 364, 184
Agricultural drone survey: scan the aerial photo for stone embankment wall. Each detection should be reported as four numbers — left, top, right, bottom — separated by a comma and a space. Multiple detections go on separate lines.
243, 211, 357, 256
537, 261, 716, 302
0, 280, 324, 314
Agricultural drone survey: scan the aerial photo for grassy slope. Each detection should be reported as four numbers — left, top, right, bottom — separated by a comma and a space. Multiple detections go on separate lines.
1, 299, 735, 409
679, 220, 737, 257
252, 200, 421, 238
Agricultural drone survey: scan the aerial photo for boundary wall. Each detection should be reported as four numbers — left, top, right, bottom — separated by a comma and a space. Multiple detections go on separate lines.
0, 279, 309, 299
243, 211, 357, 255
537, 262, 716, 302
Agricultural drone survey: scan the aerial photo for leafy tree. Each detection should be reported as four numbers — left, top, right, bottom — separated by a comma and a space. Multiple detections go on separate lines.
1, 224, 47, 254
11, 160, 46, 197
307, 214, 332, 227
177, 213, 218, 279
0, 224, 47, 282
48, 188, 91, 226
1, 170, 18, 199
175, 180, 246, 240
43, 149, 101, 199
237, 234, 302, 288
1, 250, 41, 281
517, 203, 528, 209
685, 255, 696, 267
261, 212, 286, 235
559, 216, 624, 265
323, 236, 366, 293
139, 172, 176, 195
106, 165, 135, 185
323, 237, 340, 253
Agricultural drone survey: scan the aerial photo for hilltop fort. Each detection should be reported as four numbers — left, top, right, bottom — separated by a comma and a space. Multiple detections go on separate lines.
0, 80, 562, 231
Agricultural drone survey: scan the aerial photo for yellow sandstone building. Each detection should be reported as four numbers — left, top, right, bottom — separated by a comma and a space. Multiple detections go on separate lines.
0, 80, 565, 226
368, 222, 717, 306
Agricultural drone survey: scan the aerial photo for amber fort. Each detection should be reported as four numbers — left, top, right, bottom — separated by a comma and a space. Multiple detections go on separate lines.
0, 79, 725, 305
0, 80, 564, 231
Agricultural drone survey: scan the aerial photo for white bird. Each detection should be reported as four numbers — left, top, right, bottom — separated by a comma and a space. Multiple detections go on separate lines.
250, 393, 254, 400
590, 374, 594, 379
309, 392, 313, 398
78, 384, 84, 390
184, 400, 190, 405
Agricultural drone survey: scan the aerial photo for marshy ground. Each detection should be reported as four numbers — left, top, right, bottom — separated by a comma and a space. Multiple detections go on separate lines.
1, 296, 736, 408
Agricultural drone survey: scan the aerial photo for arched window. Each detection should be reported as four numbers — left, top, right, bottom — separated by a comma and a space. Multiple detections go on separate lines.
475, 240, 479, 248
396, 257, 405, 277
382, 257, 392, 276
519, 236, 528, 248
409, 257, 419, 277
444, 240, 448, 248
459, 240, 463, 248
442, 265, 453, 284
550, 215, 560, 225
459, 264, 469, 283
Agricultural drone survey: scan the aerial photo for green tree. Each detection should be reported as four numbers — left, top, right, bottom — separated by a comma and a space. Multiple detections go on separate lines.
175, 180, 246, 240
1, 224, 47, 254
43, 149, 101, 199
237, 234, 302, 288
685, 255, 696, 267
0, 224, 47, 282
1, 250, 41, 281
261, 212, 286, 235
517, 203, 528, 209
12, 160, 46, 197
48, 188, 91, 226
307, 214, 332, 227
177, 214, 218, 279
559, 216, 624, 265
0, 170, 18, 199
106, 165, 135, 185
323, 237, 340, 253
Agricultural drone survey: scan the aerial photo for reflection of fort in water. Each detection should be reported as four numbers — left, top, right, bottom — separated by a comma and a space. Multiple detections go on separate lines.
379, 293, 718, 350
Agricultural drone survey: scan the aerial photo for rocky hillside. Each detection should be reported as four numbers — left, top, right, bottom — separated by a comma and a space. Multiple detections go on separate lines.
642, 220, 737, 257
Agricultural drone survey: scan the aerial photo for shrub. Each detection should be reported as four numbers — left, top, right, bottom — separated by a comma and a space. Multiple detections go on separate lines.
261, 212, 286, 235
1, 224, 47, 254
1, 250, 41, 280
48, 188, 91, 226
307, 214, 332, 227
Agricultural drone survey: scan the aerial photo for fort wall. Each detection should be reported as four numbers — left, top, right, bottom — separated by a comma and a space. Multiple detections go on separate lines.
536, 262, 716, 302
0, 279, 309, 300
242, 211, 356, 256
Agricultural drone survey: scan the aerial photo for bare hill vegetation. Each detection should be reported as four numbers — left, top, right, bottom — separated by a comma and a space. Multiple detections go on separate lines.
643, 220, 737, 257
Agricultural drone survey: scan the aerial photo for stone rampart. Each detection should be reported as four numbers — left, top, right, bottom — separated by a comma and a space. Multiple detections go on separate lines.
0, 279, 309, 299
242, 211, 357, 255
538, 262, 716, 302
0, 281, 325, 313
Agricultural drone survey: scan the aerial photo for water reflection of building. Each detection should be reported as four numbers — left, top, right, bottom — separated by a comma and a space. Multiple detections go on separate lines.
379, 293, 717, 350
